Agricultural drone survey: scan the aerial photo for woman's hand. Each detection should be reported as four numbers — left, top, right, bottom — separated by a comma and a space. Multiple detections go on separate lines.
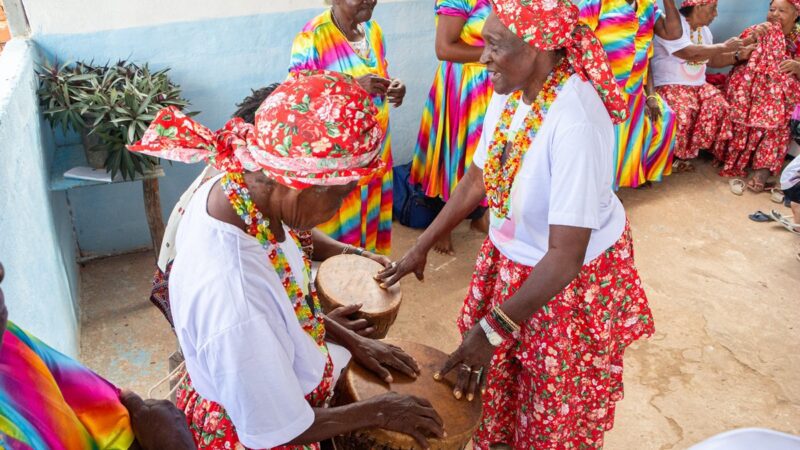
326, 304, 375, 337
434, 324, 495, 402
722, 37, 744, 52
644, 95, 662, 122
120, 390, 195, 450
374, 245, 428, 288
357, 74, 391, 96
738, 44, 757, 62
368, 392, 445, 448
387, 79, 406, 107
780, 59, 800, 78
361, 250, 392, 268
349, 337, 421, 383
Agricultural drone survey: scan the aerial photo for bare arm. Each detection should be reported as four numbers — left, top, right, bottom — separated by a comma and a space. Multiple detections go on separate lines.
435, 15, 484, 63
654, 0, 682, 40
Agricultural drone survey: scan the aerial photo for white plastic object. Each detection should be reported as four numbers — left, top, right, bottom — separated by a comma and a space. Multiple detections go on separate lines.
689, 428, 800, 450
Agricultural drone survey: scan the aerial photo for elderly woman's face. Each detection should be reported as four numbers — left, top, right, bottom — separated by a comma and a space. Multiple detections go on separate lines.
693, 3, 718, 27
768, 0, 799, 33
333, 0, 378, 24
480, 14, 539, 95
291, 182, 359, 230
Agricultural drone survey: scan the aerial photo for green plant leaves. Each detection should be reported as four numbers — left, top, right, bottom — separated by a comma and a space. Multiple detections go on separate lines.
36, 60, 196, 180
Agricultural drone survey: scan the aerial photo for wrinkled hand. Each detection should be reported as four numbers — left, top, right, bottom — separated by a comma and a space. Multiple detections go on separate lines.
119, 390, 195, 450
387, 78, 406, 107
780, 59, 800, 78
645, 96, 661, 122
370, 392, 445, 448
357, 74, 391, 96
739, 44, 757, 62
350, 337, 421, 383
434, 324, 494, 402
326, 304, 376, 337
374, 246, 427, 289
723, 37, 744, 52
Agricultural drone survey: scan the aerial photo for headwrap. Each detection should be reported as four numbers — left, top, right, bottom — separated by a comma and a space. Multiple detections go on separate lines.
680, 0, 717, 7
128, 70, 385, 189
491, 0, 629, 123
790, 0, 800, 13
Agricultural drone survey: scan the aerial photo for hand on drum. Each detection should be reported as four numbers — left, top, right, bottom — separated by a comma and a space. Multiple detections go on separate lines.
434, 324, 494, 402
374, 246, 427, 289
360, 250, 392, 269
368, 392, 445, 448
326, 304, 376, 337
350, 337, 421, 383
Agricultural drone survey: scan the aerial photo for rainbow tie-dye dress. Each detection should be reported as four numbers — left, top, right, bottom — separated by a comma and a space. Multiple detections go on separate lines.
411, 0, 492, 202
0, 321, 134, 450
579, 0, 677, 189
290, 10, 393, 254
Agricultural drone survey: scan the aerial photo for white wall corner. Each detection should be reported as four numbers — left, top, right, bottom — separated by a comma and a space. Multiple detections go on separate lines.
4, 0, 31, 38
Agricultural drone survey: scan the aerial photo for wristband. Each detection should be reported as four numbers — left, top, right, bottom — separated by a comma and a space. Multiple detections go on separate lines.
646, 94, 659, 103
734, 50, 740, 63
492, 306, 521, 334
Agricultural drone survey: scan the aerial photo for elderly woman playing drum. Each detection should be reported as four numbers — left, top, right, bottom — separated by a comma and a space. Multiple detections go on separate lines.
377, 0, 653, 448
129, 71, 443, 450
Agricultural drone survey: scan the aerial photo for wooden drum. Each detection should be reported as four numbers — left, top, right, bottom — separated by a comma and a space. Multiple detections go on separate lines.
333, 340, 482, 450
316, 254, 402, 339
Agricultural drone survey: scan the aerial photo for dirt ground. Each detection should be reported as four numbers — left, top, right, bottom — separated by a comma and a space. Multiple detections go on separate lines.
80, 160, 799, 450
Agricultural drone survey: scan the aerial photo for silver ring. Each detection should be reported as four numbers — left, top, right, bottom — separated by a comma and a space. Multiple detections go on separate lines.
471, 367, 483, 375
391, 261, 398, 268
460, 363, 471, 371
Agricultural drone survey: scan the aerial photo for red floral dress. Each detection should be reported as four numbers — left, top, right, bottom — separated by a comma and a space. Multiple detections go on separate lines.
457, 222, 654, 449
176, 353, 334, 450
657, 83, 732, 162
720, 22, 800, 177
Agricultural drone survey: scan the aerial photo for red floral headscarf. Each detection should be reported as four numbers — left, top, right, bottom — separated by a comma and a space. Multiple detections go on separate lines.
789, 0, 800, 13
128, 70, 385, 189
491, 0, 629, 123
681, 0, 716, 7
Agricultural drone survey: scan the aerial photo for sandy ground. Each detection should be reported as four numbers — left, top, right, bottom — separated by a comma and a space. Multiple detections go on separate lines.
80, 160, 799, 449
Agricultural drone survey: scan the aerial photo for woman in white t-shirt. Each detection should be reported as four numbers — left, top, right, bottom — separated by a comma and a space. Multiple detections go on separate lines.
377, 0, 654, 448
652, 0, 752, 172
127, 71, 444, 450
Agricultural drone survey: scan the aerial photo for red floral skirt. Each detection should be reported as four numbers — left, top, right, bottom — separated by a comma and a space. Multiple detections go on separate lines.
176, 356, 334, 450
457, 222, 654, 449
657, 84, 732, 162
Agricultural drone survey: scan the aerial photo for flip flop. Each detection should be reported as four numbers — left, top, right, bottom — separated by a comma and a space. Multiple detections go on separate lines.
729, 179, 745, 195
748, 211, 773, 222
770, 188, 785, 204
771, 210, 800, 234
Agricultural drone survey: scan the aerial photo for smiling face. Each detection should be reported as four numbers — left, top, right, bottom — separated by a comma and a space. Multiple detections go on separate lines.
768, 0, 800, 34
693, 3, 719, 27
479, 14, 541, 95
332, 0, 378, 24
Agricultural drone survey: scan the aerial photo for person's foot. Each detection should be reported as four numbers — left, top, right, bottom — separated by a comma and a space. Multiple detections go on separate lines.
433, 233, 455, 255
746, 169, 771, 193
672, 159, 695, 173
470, 210, 489, 234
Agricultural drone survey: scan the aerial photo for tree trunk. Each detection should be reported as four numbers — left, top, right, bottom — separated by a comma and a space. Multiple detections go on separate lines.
143, 177, 165, 261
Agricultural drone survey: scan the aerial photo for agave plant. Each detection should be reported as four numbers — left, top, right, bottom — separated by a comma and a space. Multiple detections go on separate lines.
37, 60, 195, 180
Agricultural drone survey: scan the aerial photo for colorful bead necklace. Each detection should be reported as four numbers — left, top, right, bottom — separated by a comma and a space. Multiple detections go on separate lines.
484, 59, 573, 219
221, 172, 326, 347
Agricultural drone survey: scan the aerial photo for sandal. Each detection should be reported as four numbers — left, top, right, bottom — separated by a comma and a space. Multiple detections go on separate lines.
770, 188, 785, 204
746, 177, 766, 193
729, 179, 745, 195
770, 210, 800, 234
672, 160, 695, 173
748, 211, 773, 222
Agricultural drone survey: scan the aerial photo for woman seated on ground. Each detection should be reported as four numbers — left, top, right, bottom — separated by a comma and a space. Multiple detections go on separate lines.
720, 0, 800, 192
129, 71, 443, 450
651, 0, 748, 172
0, 262, 195, 450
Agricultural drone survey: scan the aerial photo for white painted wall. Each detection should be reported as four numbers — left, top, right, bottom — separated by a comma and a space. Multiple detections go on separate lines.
24, 0, 412, 35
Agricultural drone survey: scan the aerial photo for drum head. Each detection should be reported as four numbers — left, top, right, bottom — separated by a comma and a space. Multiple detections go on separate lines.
316, 254, 401, 315
341, 339, 482, 449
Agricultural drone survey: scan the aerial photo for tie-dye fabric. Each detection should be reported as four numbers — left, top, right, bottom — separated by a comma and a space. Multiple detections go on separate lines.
0, 321, 134, 450
411, 0, 493, 202
289, 10, 393, 254
579, 0, 677, 188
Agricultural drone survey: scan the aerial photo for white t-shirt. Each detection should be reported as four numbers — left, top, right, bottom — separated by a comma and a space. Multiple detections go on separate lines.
781, 156, 800, 190
170, 174, 344, 448
652, 15, 713, 87
472, 75, 626, 267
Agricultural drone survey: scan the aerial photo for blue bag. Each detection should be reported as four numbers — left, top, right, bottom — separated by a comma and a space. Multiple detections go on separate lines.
392, 163, 441, 229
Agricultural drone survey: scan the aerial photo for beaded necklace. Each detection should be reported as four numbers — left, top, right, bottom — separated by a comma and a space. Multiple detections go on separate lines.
221, 172, 326, 347
484, 59, 573, 219
687, 27, 708, 67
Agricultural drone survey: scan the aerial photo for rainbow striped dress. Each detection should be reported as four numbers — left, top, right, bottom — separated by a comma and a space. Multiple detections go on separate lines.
0, 321, 134, 450
411, 0, 492, 202
290, 9, 393, 254
579, 0, 677, 188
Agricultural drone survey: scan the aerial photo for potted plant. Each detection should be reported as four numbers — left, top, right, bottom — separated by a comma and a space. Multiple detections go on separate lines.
37, 60, 196, 256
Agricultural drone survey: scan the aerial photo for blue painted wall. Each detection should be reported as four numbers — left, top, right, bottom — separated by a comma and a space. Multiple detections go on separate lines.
31, 0, 769, 256
0, 39, 80, 356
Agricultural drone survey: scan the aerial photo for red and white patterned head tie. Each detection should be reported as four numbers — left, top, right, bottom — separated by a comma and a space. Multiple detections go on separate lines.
490, 0, 630, 123
128, 70, 385, 189
681, 0, 717, 8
